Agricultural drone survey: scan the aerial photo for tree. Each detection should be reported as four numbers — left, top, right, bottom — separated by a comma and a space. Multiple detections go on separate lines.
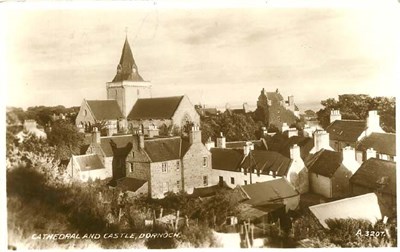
47, 119, 85, 160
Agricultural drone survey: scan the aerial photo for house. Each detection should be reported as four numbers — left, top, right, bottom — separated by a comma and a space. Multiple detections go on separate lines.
75, 99, 124, 135
126, 95, 200, 135
110, 125, 213, 199
254, 88, 299, 129
235, 178, 300, 223
356, 133, 396, 163
265, 133, 314, 162
306, 146, 360, 199
66, 154, 111, 182
326, 110, 385, 152
16, 120, 47, 143
309, 193, 383, 229
350, 158, 396, 218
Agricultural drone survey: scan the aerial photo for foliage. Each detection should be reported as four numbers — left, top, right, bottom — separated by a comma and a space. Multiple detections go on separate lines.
47, 119, 85, 160
317, 94, 396, 132
201, 112, 259, 142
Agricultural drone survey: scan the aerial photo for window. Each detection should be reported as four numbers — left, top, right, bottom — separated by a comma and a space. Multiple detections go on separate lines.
203, 176, 208, 186
203, 157, 208, 167
231, 177, 235, 185
176, 160, 180, 171
244, 180, 248, 185
84, 109, 87, 116
257, 169, 260, 177
177, 180, 181, 190
127, 162, 133, 173
219, 176, 224, 183
162, 162, 168, 173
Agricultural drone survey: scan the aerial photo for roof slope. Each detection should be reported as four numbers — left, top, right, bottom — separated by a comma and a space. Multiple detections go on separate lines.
326, 120, 366, 142
86, 100, 124, 120
350, 158, 396, 195
127, 96, 184, 120
306, 149, 343, 177
210, 148, 244, 171
74, 154, 105, 171
144, 137, 182, 162
112, 38, 144, 82
357, 133, 396, 156
225, 140, 267, 150
115, 177, 147, 192
241, 150, 292, 177
276, 136, 314, 160
309, 193, 382, 229
100, 135, 134, 157
239, 178, 299, 206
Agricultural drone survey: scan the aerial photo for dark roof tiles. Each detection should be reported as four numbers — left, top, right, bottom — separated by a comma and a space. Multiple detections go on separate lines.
306, 149, 343, 177
210, 148, 244, 172
127, 96, 184, 120
86, 100, 124, 120
326, 120, 366, 142
357, 133, 396, 156
241, 150, 292, 177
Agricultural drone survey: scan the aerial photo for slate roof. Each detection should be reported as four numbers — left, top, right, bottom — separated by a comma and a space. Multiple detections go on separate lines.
112, 38, 144, 82
357, 133, 396, 156
73, 154, 105, 171
100, 135, 134, 157
210, 148, 244, 171
238, 178, 299, 206
127, 96, 184, 120
306, 149, 343, 177
238, 203, 284, 220
114, 177, 147, 192
275, 136, 314, 160
86, 100, 124, 120
191, 182, 231, 198
350, 158, 396, 195
326, 120, 366, 142
144, 137, 182, 162
241, 150, 293, 177
309, 193, 382, 229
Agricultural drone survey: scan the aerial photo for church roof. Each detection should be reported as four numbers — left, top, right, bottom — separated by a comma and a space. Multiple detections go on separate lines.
86, 100, 124, 120
127, 96, 184, 120
112, 38, 144, 82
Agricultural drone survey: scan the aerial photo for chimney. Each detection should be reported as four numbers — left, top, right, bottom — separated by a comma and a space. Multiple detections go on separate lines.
366, 110, 383, 135
366, 148, 377, 160
205, 137, 215, 151
330, 110, 342, 123
312, 130, 332, 153
261, 126, 268, 137
281, 123, 289, 133
216, 132, 226, 148
243, 142, 254, 156
189, 124, 201, 145
92, 127, 101, 144
288, 95, 294, 107
290, 144, 301, 161
287, 128, 298, 138
303, 124, 314, 138
342, 146, 356, 163
137, 129, 145, 149
148, 124, 159, 138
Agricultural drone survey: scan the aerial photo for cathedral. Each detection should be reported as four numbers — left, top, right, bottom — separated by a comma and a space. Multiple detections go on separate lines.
75, 37, 199, 136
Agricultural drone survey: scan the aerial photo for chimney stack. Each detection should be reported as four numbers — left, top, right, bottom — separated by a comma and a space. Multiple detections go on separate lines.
147, 124, 160, 138
205, 137, 215, 150
243, 142, 254, 156
366, 110, 384, 135
366, 148, 377, 160
311, 130, 333, 153
290, 144, 301, 161
342, 146, 356, 163
281, 123, 289, 133
330, 110, 342, 123
92, 127, 101, 144
216, 132, 226, 148
189, 124, 201, 145
137, 129, 145, 149
261, 126, 268, 137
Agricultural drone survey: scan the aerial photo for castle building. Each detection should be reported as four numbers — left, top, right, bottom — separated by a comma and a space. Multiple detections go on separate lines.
254, 88, 299, 130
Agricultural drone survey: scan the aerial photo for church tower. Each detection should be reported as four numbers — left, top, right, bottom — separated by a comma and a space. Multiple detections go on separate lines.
106, 37, 152, 117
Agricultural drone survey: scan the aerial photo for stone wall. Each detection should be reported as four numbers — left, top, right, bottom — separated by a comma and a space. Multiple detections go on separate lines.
149, 159, 182, 199
172, 95, 200, 128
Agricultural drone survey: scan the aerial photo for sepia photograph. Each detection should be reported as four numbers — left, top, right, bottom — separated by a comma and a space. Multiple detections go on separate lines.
3, 0, 399, 249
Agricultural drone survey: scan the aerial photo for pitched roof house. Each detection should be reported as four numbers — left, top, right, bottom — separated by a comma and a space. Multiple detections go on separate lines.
66, 154, 110, 182
356, 133, 396, 162
350, 158, 396, 217
309, 193, 383, 229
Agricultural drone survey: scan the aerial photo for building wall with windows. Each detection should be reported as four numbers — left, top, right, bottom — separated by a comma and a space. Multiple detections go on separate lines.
211, 169, 278, 189
149, 159, 182, 199
182, 141, 212, 194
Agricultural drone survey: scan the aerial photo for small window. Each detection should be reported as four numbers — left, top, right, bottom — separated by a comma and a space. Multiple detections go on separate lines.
257, 169, 260, 177
219, 176, 223, 183
231, 177, 235, 185
177, 180, 181, 190
127, 162, 133, 173
203, 157, 208, 167
84, 109, 87, 116
162, 162, 168, 173
244, 180, 248, 185
203, 176, 208, 186
176, 160, 180, 171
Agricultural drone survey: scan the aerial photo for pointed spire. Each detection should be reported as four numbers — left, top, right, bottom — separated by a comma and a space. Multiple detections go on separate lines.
112, 37, 144, 82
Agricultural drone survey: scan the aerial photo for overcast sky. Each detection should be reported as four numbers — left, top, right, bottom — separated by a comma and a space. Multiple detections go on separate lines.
4, 4, 400, 111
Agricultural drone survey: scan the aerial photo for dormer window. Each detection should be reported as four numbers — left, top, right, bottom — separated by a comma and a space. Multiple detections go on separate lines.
162, 162, 168, 173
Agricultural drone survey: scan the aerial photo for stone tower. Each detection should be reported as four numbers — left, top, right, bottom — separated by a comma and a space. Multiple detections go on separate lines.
106, 37, 152, 117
